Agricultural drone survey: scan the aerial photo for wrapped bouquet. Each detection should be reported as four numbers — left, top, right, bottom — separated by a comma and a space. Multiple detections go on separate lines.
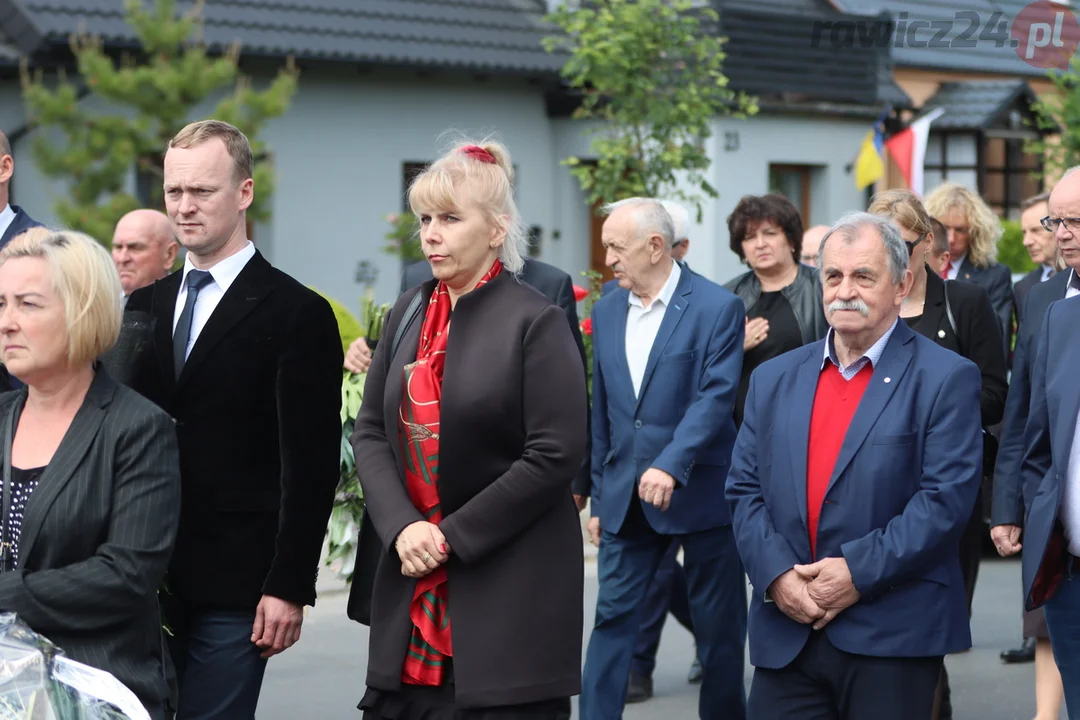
0, 614, 148, 720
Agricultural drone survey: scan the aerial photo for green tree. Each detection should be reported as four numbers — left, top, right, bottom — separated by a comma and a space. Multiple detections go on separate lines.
20, 0, 297, 244
543, 0, 757, 219
1027, 58, 1080, 179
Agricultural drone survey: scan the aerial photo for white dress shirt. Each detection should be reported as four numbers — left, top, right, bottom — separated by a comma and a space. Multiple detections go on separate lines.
1067, 269, 1080, 300
0, 204, 14, 242
1041, 264, 1056, 282
945, 253, 966, 280
172, 241, 256, 360
625, 261, 681, 398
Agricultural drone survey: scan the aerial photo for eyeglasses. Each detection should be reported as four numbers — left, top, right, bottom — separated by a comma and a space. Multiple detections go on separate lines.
904, 233, 928, 256
1040, 216, 1080, 233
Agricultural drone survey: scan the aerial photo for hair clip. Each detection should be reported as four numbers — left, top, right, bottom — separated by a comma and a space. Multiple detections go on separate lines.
460, 145, 496, 164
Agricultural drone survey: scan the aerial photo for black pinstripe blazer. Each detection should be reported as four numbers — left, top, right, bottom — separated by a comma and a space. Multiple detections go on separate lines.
0, 368, 181, 717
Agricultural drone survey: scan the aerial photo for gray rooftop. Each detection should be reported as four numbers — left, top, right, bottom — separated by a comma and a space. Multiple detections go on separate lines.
920, 80, 1037, 129
831, 0, 1060, 77
1, 0, 565, 75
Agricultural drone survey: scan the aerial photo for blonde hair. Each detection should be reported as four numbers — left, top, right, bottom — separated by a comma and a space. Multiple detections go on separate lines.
169, 119, 254, 184
868, 189, 933, 237
407, 138, 527, 274
0, 229, 122, 366
924, 182, 1002, 267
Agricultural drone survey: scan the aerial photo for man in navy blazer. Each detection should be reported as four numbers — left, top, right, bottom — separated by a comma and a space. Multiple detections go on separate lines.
580, 198, 746, 720
726, 212, 983, 719
1018, 174, 1080, 711
0, 129, 44, 392
0, 130, 44, 251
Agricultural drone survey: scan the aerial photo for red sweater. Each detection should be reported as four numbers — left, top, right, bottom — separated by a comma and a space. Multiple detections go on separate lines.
806, 363, 873, 557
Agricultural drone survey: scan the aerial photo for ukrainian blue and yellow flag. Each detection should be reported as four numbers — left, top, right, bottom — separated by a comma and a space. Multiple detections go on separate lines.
854, 107, 890, 190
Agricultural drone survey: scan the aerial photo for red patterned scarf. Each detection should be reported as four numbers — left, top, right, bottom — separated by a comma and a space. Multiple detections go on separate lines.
398, 259, 503, 686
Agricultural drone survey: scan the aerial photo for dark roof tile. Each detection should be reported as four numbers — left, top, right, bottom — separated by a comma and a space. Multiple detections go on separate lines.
19, 0, 564, 74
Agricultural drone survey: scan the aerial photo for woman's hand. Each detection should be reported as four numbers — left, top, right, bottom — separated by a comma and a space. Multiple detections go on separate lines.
744, 317, 769, 352
396, 521, 450, 578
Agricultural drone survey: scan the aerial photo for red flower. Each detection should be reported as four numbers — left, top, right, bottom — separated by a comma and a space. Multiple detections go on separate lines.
581, 317, 593, 336
573, 284, 589, 302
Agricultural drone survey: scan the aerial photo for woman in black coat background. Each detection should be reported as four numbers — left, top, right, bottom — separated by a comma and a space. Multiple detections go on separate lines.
870, 190, 1007, 720
351, 139, 587, 719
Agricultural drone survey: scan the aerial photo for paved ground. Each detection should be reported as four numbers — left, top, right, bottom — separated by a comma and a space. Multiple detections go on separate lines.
257, 554, 1062, 719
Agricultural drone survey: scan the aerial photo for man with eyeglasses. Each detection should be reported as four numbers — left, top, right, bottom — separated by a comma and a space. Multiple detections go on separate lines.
1016, 169, 1080, 715
991, 170, 1080, 631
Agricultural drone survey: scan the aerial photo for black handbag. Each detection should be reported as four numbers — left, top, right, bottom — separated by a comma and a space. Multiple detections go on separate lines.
346, 291, 424, 626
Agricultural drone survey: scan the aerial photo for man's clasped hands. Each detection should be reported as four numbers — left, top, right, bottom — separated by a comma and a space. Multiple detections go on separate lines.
395, 520, 451, 578
768, 557, 861, 631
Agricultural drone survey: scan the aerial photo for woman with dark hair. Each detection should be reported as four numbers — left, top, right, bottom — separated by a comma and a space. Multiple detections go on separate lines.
723, 194, 827, 425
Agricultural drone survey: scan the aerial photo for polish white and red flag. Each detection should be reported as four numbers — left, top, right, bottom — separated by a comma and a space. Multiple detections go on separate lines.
884, 107, 946, 197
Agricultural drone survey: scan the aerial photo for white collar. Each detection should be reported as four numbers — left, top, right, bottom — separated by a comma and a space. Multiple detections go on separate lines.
0, 204, 14, 238
180, 241, 256, 294
628, 260, 682, 310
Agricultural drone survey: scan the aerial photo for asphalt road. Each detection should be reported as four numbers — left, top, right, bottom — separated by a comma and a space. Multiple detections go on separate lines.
257, 555, 1059, 719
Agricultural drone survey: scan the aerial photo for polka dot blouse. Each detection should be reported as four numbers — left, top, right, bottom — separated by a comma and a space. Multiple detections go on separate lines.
3, 466, 44, 570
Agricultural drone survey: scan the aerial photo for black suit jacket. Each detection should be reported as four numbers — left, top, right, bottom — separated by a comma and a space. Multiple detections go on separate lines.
125, 250, 344, 611
353, 273, 586, 707
956, 257, 1015, 358
0, 370, 180, 716
917, 271, 1008, 427
1013, 267, 1044, 320
401, 258, 592, 495
991, 268, 1074, 527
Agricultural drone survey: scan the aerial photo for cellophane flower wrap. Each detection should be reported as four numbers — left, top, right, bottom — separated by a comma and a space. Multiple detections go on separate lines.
0, 613, 149, 720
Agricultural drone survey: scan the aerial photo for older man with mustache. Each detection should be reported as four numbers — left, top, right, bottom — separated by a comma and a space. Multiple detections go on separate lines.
726, 212, 983, 719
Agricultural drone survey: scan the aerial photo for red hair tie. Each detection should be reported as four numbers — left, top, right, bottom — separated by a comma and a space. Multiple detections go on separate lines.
460, 145, 496, 164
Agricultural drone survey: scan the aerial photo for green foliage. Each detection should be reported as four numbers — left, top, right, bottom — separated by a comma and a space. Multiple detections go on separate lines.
1027, 56, 1080, 178
327, 372, 365, 583
997, 219, 1036, 275
19, 0, 297, 244
543, 0, 757, 220
315, 291, 364, 356
383, 212, 426, 264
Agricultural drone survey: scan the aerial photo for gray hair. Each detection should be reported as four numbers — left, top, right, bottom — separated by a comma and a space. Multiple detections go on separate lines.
604, 197, 675, 250
819, 211, 909, 285
659, 200, 690, 244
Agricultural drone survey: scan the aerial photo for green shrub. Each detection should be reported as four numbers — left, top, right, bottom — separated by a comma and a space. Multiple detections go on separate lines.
997, 219, 1035, 275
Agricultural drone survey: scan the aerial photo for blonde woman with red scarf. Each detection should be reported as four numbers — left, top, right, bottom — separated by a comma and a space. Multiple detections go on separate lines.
351, 139, 588, 719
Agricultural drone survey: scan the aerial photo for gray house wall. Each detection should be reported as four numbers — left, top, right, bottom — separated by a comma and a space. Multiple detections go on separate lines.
3, 71, 872, 309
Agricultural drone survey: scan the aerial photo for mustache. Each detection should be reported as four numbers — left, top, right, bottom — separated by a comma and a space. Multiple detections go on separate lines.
826, 299, 870, 317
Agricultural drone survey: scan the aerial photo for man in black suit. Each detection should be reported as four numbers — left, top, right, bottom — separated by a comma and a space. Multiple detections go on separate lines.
1014, 193, 1061, 320
346, 254, 591, 504
125, 120, 343, 719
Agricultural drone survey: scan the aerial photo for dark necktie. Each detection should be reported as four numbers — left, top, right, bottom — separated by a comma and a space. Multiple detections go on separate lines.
1071, 270, 1080, 293
173, 269, 213, 378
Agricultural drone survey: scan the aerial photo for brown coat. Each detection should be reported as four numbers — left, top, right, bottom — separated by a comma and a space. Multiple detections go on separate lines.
351, 272, 588, 707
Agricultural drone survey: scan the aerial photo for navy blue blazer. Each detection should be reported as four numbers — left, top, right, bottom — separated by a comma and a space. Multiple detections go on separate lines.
0, 205, 43, 250
1021, 296, 1080, 610
590, 266, 744, 535
991, 269, 1073, 527
726, 320, 983, 668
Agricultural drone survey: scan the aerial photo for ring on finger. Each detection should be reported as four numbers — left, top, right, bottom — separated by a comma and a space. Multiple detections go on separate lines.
422, 552, 432, 562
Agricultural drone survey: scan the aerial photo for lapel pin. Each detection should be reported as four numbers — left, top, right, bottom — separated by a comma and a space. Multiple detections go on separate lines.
884, 377, 892, 383
938, 329, 946, 339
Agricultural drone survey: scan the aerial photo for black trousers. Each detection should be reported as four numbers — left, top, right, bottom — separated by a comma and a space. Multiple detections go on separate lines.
747, 632, 942, 720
